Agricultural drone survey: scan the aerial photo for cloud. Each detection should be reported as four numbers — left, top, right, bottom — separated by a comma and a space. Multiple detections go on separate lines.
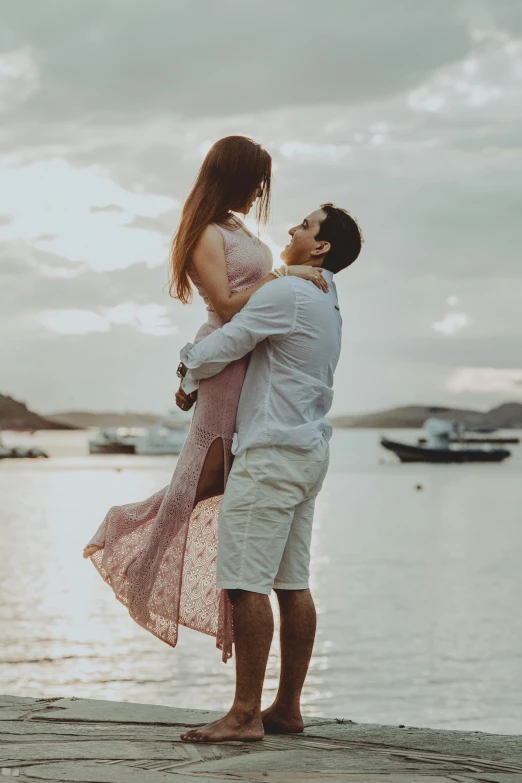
103, 302, 177, 336
89, 204, 124, 214
0, 157, 178, 270
1, 0, 521, 414
0, 247, 173, 313
280, 142, 350, 160
0, 47, 39, 111
433, 312, 469, 335
447, 367, 522, 396
408, 33, 522, 117
0, 1, 476, 121
38, 302, 177, 336
39, 308, 110, 335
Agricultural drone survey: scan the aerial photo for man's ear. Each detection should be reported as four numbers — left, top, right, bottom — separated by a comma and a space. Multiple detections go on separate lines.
311, 241, 330, 258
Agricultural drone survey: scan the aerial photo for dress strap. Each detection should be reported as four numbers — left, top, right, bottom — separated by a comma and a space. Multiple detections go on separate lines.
213, 222, 238, 254
213, 223, 229, 243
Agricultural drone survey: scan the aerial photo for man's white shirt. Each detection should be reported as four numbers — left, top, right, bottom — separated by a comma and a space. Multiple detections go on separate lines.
180, 270, 342, 456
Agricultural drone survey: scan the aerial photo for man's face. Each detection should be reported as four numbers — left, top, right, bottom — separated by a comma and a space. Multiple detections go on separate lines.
280, 208, 329, 266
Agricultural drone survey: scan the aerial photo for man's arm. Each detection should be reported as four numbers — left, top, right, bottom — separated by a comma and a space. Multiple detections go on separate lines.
180, 279, 296, 394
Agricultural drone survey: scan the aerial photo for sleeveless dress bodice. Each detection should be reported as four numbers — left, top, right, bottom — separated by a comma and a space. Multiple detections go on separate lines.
189, 222, 272, 328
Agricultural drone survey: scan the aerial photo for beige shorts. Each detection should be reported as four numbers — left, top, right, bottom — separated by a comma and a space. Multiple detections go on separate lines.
216, 436, 330, 595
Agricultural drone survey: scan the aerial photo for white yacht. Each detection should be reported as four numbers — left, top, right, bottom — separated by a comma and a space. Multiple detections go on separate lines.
0, 432, 48, 459
134, 412, 188, 455
88, 427, 141, 455
88, 412, 188, 456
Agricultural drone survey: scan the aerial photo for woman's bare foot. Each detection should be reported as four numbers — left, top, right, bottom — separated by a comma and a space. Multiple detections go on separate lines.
261, 704, 304, 734
83, 544, 103, 559
180, 710, 264, 743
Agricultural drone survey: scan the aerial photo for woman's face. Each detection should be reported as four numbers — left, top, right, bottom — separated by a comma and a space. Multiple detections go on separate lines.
239, 184, 264, 216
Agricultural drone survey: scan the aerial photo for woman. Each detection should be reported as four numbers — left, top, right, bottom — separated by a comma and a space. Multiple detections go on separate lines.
82, 136, 327, 661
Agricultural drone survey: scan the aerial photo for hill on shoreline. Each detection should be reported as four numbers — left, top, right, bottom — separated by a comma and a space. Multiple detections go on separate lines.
331, 403, 522, 429
0, 394, 78, 431
3, 392, 522, 431
48, 411, 160, 429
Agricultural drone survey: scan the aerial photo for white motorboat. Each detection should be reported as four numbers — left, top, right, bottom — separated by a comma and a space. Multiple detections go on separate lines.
134, 412, 187, 455
0, 433, 48, 460
88, 412, 188, 456
88, 427, 141, 455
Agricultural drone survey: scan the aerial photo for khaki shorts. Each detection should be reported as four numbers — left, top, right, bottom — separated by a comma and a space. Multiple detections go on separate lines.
216, 436, 330, 595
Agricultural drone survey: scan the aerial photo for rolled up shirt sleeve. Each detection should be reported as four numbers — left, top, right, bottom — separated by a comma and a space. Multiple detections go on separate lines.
180, 279, 296, 393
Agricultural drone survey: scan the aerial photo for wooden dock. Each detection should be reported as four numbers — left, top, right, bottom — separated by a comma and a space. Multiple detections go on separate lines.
1, 694, 521, 781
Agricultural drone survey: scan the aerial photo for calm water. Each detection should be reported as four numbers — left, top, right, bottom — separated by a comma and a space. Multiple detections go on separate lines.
1, 428, 521, 734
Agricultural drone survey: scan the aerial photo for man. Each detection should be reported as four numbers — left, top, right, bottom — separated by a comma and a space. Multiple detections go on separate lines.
178, 204, 363, 743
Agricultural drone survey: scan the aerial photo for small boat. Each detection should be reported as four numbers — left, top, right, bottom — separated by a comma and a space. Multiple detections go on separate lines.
0, 434, 48, 460
381, 437, 511, 463
88, 412, 188, 456
382, 417, 511, 463
88, 428, 139, 455
134, 413, 187, 455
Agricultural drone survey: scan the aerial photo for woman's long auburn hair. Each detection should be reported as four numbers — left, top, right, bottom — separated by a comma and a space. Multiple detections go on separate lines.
169, 136, 272, 304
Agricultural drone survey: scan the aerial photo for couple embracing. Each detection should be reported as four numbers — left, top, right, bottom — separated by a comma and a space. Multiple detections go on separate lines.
83, 135, 363, 742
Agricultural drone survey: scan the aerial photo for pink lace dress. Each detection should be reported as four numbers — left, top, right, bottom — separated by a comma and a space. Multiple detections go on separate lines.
86, 222, 272, 662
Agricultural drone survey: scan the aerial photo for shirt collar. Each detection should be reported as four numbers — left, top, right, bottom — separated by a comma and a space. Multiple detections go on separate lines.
321, 269, 334, 284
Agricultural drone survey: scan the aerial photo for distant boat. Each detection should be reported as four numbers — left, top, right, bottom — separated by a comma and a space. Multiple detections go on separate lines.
88, 427, 139, 455
0, 433, 48, 460
381, 417, 512, 463
381, 437, 511, 463
88, 412, 188, 456
133, 412, 187, 455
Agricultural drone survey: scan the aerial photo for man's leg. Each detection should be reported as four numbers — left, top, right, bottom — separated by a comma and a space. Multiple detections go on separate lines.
181, 445, 315, 743
262, 445, 329, 734
181, 589, 273, 742
262, 588, 316, 733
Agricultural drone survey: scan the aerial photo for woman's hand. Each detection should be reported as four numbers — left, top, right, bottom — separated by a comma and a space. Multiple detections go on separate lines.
286, 265, 328, 292
175, 383, 198, 412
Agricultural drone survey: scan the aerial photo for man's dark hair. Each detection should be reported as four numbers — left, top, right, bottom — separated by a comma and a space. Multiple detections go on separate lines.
315, 203, 363, 273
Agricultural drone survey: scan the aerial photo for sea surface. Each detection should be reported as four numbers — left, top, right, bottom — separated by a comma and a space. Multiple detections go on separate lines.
1, 428, 521, 734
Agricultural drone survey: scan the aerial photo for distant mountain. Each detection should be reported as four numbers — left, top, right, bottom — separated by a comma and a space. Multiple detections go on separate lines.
4, 392, 521, 432
480, 403, 522, 429
0, 394, 78, 431
47, 411, 160, 429
332, 403, 522, 429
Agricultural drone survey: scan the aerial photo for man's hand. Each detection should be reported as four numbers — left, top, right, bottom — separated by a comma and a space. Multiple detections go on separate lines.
175, 383, 198, 412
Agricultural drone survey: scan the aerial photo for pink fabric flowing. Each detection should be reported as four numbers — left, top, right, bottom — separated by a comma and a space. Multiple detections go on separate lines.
86, 223, 272, 662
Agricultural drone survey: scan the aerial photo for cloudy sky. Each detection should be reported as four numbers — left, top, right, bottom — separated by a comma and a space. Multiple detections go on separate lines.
1, 0, 521, 416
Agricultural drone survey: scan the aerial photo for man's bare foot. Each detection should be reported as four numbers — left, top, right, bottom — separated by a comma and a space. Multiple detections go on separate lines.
180, 710, 264, 743
262, 705, 304, 734
83, 544, 103, 559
